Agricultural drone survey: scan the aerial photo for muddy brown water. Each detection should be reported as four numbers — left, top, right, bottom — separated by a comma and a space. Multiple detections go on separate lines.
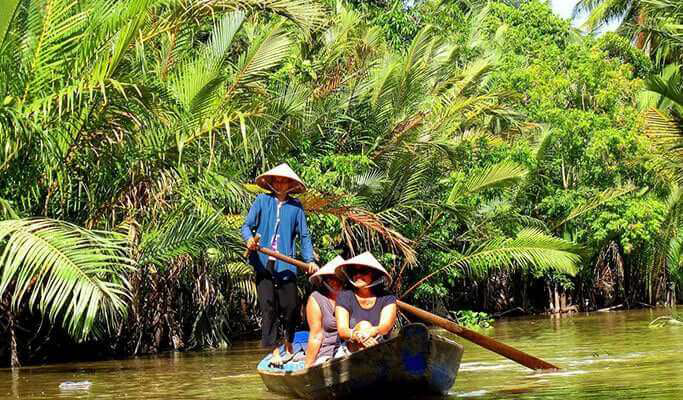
1, 307, 682, 399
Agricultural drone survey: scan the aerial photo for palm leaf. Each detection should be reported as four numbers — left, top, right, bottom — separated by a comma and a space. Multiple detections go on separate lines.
169, 11, 245, 113
137, 210, 226, 267
0, 0, 21, 48
225, 262, 257, 305
402, 228, 581, 297
448, 161, 528, 204
0, 218, 132, 340
23, 0, 88, 97
208, 0, 326, 31
554, 185, 637, 229
229, 22, 292, 91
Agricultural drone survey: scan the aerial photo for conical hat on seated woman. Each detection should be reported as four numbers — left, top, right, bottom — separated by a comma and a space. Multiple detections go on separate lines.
335, 251, 392, 286
309, 255, 345, 286
255, 163, 306, 194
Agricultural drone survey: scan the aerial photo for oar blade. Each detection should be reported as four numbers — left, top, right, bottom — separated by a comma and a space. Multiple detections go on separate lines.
396, 300, 559, 371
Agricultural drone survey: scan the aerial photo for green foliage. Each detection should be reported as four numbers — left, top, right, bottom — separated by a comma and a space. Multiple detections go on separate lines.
597, 33, 653, 78
351, 0, 421, 50
453, 310, 494, 329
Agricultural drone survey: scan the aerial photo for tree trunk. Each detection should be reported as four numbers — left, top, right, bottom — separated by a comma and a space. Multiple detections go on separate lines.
6, 308, 20, 369
2, 291, 20, 369
553, 283, 560, 314
560, 291, 567, 312
668, 282, 677, 308
634, 9, 647, 50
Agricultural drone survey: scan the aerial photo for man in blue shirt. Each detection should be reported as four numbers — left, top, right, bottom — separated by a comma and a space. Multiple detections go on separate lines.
241, 163, 318, 366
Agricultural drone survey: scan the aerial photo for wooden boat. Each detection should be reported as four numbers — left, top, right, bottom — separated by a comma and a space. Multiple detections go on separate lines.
257, 323, 464, 399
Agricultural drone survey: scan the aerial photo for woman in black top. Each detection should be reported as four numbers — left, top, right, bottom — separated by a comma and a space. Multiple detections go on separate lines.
335, 252, 397, 351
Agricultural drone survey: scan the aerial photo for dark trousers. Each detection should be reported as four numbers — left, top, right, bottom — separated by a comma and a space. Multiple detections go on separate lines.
256, 265, 298, 348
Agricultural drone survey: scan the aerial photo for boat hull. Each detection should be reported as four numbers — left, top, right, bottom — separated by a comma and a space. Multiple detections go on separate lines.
258, 323, 464, 399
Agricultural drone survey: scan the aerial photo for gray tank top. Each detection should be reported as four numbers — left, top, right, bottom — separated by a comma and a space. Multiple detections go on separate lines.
311, 291, 339, 360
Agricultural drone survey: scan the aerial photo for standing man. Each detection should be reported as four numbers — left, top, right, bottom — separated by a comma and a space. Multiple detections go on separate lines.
241, 163, 318, 366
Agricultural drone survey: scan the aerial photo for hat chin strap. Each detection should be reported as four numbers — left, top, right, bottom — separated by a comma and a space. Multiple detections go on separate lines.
266, 181, 296, 196
341, 269, 385, 290
322, 281, 341, 294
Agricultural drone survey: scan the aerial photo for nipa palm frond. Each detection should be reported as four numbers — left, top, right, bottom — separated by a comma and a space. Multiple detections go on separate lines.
554, 185, 636, 229
210, 0, 327, 31
402, 228, 581, 297
229, 22, 292, 91
137, 210, 226, 267
335, 206, 416, 265
0, 0, 21, 47
225, 262, 257, 305
448, 161, 528, 204
169, 11, 245, 116
0, 218, 133, 340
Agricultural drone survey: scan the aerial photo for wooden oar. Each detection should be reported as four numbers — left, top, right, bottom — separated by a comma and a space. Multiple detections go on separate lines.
395, 300, 558, 370
246, 245, 559, 371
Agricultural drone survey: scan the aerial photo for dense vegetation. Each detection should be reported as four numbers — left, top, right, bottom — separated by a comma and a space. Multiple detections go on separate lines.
0, 0, 682, 367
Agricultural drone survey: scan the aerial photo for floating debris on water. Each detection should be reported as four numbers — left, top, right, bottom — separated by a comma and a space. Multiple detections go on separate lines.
59, 381, 92, 390
210, 374, 257, 380
526, 370, 589, 378
460, 362, 511, 372
456, 389, 489, 397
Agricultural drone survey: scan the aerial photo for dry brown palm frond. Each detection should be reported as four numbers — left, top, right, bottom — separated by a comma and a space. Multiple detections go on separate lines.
372, 111, 429, 160
313, 56, 357, 99
332, 206, 416, 265
298, 192, 416, 266
594, 241, 625, 305
297, 191, 343, 212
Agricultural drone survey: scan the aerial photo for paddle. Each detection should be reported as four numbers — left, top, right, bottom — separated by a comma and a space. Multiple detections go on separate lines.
395, 300, 558, 370
245, 245, 559, 371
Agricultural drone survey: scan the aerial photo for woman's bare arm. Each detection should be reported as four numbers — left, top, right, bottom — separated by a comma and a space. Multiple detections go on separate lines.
335, 306, 353, 341
304, 297, 323, 368
374, 302, 397, 336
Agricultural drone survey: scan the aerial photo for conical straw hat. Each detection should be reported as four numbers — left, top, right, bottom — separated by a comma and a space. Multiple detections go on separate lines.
255, 163, 306, 194
309, 255, 345, 286
335, 251, 392, 286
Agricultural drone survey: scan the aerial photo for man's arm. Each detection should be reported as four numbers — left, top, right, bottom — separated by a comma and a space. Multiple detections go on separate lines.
296, 207, 317, 272
241, 196, 261, 242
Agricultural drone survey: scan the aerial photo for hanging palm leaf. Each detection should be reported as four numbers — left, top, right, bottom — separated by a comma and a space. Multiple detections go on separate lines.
0, 218, 133, 340
402, 228, 582, 297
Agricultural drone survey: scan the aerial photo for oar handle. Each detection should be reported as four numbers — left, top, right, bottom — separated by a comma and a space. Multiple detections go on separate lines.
243, 233, 261, 258
396, 300, 559, 371
246, 243, 311, 273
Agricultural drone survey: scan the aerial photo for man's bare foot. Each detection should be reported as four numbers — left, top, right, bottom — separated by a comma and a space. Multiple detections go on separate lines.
284, 341, 294, 355
270, 348, 283, 367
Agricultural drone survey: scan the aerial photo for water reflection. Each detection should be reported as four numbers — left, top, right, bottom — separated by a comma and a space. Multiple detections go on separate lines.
1, 307, 681, 399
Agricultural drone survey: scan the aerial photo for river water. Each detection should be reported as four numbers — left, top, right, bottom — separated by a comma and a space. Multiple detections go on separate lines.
1, 307, 682, 399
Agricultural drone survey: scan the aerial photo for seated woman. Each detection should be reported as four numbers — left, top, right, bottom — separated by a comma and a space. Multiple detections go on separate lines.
304, 256, 345, 368
335, 252, 397, 351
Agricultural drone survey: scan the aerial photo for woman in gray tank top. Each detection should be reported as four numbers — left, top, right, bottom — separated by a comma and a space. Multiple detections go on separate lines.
304, 256, 345, 368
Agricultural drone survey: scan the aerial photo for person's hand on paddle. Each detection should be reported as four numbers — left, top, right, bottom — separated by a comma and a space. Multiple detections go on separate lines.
306, 262, 319, 274
246, 236, 259, 251
359, 335, 378, 347
351, 321, 379, 348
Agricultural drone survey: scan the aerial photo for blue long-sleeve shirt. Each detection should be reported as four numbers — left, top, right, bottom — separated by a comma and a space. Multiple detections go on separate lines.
240, 193, 314, 281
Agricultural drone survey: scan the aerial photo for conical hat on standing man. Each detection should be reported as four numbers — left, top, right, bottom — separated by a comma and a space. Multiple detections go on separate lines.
309, 255, 345, 286
255, 163, 307, 194
335, 251, 392, 286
